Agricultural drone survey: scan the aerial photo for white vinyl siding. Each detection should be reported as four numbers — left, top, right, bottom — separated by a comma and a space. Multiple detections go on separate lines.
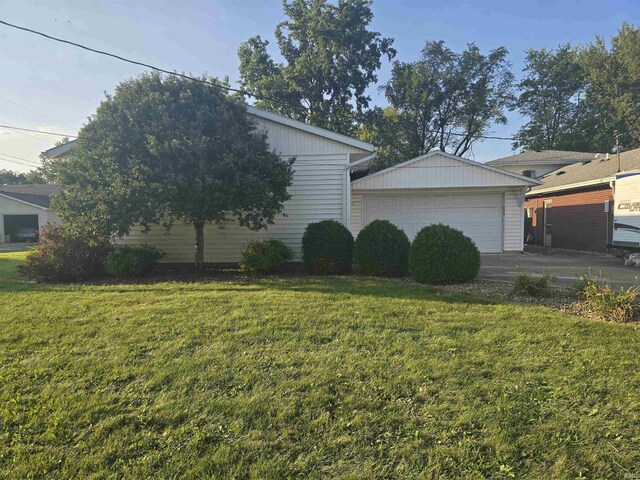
116, 108, 376, 263
120, 154, 350, 262
356, 192, 504, 253
351, 152, 534, 191
504, 189, 525, 251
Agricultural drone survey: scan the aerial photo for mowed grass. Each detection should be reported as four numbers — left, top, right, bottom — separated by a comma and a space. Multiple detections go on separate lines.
1, 252, 639, 479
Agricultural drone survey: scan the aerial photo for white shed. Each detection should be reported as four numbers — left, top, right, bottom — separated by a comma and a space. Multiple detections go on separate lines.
350, 152, 540, 253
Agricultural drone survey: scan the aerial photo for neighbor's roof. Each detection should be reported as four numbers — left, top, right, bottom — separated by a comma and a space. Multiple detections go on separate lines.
43, 141, 76, 159
43, 105, 376, 158
0, 184, 61, 208
487, 149, 598, 166
528, 147, 640, 195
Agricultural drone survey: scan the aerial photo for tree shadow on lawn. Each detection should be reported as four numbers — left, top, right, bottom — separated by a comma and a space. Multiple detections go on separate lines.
1, 272, 505, 307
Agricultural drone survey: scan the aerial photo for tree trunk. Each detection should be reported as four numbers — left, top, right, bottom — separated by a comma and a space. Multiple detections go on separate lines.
194, 220, 205, 274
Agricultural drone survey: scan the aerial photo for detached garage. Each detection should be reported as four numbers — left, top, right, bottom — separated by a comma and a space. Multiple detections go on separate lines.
350, 152, 540, 253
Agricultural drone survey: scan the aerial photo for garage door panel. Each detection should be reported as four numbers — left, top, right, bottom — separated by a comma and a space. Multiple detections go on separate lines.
362, 193, 503, 253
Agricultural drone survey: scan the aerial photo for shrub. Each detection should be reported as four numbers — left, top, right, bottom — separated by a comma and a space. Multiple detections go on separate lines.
408, 224, 480, 284
354, 220, 410, 276
302, 220, 354, 274
576, 273, 639, 322
513, 272, 555, 297
240, 239, 293, 273
18, 225, 113, 282
105, 245, 164, 277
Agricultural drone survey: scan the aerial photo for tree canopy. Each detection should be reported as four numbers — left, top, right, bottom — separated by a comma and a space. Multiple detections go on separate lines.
515, 23, 640, 152
0, 169, 44, 185
364, 41, 514, 170
51, 73, 293, 271
514, 45, 588, 151
238, 0, 395, 136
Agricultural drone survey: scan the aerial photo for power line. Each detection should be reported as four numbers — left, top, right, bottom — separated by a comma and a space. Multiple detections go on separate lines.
0, 153, 40, 168
0, 124, 77, 138
0, 19, 271, 102
0, 151, 39, 165
0, 94, 77, 130
0, 19, 535, 144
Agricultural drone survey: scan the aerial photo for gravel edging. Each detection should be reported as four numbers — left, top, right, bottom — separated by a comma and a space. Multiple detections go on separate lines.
439, 279, 593, 318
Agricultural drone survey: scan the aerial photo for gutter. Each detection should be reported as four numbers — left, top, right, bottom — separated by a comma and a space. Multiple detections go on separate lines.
343, 152, 377, 230
526, 177, 614, 196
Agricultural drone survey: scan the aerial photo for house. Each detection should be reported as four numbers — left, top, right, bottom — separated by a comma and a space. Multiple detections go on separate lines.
525, 147, 640, 252
42, 106, 539, 261
0, 184, 61, 243
486, 150, 598, 178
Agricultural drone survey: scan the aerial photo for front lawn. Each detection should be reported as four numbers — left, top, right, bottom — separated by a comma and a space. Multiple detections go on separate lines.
0, 252, 638, 478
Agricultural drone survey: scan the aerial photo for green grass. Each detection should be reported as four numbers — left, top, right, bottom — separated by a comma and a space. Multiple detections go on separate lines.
0, 252, 639, 479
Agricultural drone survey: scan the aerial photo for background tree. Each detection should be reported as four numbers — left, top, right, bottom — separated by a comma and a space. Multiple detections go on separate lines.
238, 0, 395, 136
0, 168, 45, 184
514, 45, 587, 151
366, 40, 513, 168
51, 73, 293, 272
579, 22, 640, 152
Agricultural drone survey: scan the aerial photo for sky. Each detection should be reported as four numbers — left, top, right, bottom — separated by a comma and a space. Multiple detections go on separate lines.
0, 0, 638, 173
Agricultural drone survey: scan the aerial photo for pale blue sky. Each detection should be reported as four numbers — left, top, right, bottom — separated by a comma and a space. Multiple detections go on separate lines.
0, 0, 637, 172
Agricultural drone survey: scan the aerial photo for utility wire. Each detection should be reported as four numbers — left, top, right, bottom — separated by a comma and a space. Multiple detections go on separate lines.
0, 151, 40, 165
0, 94, 77, 130
0, 124, 77, 138
0, 153, 40, 168
0, 19, 274, 103
0, 18, 534, 143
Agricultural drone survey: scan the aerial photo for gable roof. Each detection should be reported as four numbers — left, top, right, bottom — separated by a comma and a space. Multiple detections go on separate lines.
43, 106, 375, 158
0, 184, 61, 208
487, 149, 598, 167
351, 151, 540, 190
528, 147, 640, 195
246, 106, 375, 153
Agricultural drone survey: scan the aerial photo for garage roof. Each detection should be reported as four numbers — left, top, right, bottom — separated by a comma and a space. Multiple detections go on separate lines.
351, 151, 540, 190
0, 184, 61, 208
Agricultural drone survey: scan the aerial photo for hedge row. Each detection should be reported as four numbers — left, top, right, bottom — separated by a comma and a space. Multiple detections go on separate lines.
299, 219, 480, 284
20, 221, 480, 285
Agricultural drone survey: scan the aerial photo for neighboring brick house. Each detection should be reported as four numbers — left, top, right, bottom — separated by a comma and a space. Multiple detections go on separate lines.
524, 148, 640, 252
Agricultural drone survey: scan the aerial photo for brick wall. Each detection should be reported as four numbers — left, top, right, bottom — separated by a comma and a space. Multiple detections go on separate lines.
525, 186, 613, 252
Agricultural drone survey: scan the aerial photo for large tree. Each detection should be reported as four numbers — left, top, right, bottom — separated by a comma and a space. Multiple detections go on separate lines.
238, 0, 395, 136
51, 73, 293, 272
514, 45, 588, 151
369, 40, 513, 168
579, 22, 640, 152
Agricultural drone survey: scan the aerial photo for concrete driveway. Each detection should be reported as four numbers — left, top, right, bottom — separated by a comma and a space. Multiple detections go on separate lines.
479, 250, 640, 289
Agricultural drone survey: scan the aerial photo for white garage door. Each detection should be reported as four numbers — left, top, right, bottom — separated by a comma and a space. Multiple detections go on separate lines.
362, 193, 504, 253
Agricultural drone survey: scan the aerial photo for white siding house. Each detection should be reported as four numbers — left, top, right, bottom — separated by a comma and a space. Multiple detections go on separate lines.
350, 152, 540, 253
40, 108, 541, 260
118, 106, 375, 262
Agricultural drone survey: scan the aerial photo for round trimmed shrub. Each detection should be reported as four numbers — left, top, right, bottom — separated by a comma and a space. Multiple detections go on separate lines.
240, 239, 293, 273
106, 245, 164, 277
302, 220, 354, 274
408, 224, 480, 284
354, 220, 410, 276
